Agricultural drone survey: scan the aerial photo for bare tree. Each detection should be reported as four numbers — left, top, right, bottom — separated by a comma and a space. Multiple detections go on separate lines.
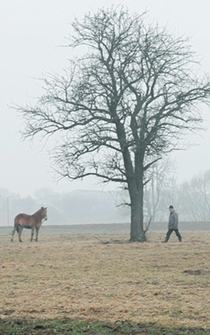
179, 170, 210, 221
144, 158, 177, 222
16, 7, 210, 241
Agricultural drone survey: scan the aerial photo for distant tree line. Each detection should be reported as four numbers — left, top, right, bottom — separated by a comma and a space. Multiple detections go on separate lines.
0, 188, 129, 227
1, 167, 210, 227
144, 164, 210, 223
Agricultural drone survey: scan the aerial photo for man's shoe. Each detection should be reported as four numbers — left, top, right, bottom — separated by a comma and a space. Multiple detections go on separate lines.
161, 240, 167, 243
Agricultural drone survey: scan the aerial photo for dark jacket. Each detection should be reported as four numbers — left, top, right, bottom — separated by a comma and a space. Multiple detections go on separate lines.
168, 210, 178, 229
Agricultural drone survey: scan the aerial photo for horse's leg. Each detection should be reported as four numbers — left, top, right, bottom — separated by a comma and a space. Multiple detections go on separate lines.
35, 227, 40, 242
11, 226, 16, 242
30, 227, 35, 242
18, 227, 23, 242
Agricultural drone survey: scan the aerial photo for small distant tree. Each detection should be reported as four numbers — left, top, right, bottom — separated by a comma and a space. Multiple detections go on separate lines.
144, 158, 177, 222
180, 170, 210, 221
16, 7, 210, 241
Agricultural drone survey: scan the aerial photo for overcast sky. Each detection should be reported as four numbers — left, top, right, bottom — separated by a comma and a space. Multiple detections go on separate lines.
1, 0, 210, 196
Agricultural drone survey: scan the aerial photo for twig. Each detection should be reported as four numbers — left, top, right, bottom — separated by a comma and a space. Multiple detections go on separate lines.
93, 236, 110, 244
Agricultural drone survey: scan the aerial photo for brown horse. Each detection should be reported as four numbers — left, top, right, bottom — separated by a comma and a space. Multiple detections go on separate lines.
11, 207, 47, 242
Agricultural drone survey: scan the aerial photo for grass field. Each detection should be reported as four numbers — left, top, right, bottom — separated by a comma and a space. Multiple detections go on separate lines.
0, 226, 210, 334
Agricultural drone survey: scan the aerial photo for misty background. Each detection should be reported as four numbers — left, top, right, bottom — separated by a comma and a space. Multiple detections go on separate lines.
1, 0, 210, 226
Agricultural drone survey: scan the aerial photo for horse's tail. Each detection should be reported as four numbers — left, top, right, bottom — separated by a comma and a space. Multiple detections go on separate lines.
14, 220, 20, 233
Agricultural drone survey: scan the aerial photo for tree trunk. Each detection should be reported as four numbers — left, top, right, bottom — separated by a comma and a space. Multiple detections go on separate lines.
129, 186, 146, 242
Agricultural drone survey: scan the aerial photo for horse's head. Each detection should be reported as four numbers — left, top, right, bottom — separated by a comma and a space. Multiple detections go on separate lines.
41, 207, 48, 221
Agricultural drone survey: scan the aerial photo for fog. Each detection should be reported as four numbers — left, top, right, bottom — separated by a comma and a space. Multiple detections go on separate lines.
1, 0, 210, 197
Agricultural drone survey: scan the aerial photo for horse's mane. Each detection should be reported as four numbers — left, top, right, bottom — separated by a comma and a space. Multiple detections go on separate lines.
33, 207, 46, 218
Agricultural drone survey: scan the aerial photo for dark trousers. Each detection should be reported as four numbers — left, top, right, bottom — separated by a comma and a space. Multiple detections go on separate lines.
165, 229, 182, 242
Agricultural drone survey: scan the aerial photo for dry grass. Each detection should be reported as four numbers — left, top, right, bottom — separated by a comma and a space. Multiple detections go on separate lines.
0, 229, 210, 329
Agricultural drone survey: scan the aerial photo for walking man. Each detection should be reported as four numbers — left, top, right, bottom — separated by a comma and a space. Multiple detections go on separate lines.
162, 205, 182, 243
